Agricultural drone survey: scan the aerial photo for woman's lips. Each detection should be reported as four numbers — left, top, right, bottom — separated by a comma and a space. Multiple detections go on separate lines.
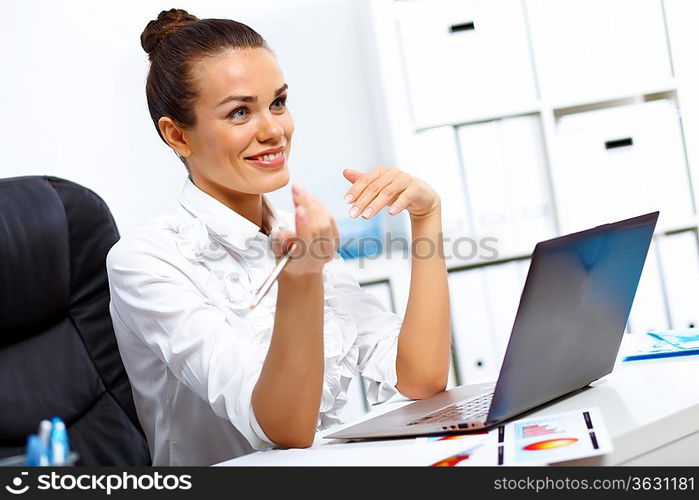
244, 152, 286, 168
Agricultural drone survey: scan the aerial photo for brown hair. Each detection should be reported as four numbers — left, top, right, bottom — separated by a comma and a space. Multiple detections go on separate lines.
141, 8, 271, 165
141, 8, 276, 234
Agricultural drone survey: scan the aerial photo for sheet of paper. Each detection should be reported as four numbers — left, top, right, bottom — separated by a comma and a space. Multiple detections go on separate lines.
419, 430, 500, 466
427, 407, 612, 466
223, 433, 490, 466
218, 407, 612, 466
503, 407, 612, 465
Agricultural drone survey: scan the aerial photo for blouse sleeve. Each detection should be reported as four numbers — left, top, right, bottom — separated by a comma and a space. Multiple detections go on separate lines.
324, 256, 405, 404
106, 234, 274, 451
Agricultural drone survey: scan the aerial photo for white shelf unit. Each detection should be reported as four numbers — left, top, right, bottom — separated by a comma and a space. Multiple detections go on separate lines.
352, 0, 699, 387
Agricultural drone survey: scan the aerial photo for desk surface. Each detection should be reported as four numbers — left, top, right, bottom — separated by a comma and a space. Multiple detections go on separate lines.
217, 339, 699, 466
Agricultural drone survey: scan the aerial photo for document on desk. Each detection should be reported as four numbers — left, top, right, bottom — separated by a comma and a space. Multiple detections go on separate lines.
219, 408, 611, 466
222, 433, 492, 467
621, 330, 699, 361
428, 407, 612, 466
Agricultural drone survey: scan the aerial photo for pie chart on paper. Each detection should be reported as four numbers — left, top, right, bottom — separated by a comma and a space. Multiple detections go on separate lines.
522, 438, 578, 451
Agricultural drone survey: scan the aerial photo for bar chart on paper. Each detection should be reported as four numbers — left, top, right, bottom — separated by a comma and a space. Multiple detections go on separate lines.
521, 423, 559, 438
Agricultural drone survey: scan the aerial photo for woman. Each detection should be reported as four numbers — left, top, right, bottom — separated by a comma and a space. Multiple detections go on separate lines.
107, 8, 451, 466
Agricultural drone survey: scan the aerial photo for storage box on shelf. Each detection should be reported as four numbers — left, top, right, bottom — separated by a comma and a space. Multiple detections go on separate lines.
525, 0, 674, 109
395, 0, 538, 128
551, 99, 693, 235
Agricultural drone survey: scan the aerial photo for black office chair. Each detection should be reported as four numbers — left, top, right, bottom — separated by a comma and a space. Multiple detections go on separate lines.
0, 175, 151, 465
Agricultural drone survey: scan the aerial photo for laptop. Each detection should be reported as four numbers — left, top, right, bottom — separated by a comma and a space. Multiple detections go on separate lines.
327, 211, 659, 440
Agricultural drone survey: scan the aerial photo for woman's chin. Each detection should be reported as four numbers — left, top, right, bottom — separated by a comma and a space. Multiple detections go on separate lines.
262, 166, 290, 192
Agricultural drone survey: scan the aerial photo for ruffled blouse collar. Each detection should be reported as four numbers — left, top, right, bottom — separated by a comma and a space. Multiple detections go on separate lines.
178, 176, 284, 254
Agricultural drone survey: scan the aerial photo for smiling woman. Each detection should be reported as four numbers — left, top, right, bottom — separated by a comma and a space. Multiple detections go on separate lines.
141, 9, 293, 233
105, 8, 451, 466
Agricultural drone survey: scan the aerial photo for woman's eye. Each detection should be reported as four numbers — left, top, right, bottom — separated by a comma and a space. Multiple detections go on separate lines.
227, 107, 249, 121
272, 96, 288, 111
227, 96, 287, 122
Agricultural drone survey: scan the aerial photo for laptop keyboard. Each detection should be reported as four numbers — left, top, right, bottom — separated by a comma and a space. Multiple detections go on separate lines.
407, 390, 494, 426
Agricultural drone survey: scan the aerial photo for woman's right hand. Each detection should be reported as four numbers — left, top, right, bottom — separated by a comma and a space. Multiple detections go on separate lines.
271, 184, 340, 276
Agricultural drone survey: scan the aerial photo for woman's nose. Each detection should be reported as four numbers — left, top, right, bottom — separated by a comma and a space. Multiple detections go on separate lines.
256, 111, 284, 142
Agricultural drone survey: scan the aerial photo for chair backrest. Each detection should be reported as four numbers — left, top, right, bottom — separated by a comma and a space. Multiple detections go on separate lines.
0, 175, 151, 465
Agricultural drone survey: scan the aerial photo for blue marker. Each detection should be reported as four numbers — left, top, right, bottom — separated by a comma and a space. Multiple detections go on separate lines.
49, 417, 69, 466
25, 434, 49, 466
38, 419, 52, 463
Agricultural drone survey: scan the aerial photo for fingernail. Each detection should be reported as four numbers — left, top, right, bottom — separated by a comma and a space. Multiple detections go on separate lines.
349, 206, 359, 218
361, 207, 374, 219
294, 184, 307, 196
344, 194, 354, 203
389, 205, 398, 215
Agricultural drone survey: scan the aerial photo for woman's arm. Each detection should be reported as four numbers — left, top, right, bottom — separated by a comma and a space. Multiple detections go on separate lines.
251, 272, 324, 448
342, 167, 452, 400
251, 184, 339, 448
395, 204, 451, 398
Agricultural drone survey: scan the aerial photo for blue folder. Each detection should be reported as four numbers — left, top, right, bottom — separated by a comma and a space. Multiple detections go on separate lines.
622, 329, 699, 361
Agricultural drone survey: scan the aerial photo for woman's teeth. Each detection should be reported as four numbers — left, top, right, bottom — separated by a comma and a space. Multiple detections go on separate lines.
253, 151, 282, 162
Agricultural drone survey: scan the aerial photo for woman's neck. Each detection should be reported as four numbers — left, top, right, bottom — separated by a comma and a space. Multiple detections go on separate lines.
190, 174, 265, 231
226, 193, 265, 230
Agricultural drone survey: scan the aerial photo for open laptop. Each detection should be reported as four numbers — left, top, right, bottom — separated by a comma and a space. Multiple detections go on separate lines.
327, 211, 659, 440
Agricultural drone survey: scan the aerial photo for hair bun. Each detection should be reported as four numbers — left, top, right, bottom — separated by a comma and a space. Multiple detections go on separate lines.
141, 8, 198, 58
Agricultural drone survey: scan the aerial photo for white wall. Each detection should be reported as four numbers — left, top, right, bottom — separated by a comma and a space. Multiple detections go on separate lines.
0, 0, 385, 235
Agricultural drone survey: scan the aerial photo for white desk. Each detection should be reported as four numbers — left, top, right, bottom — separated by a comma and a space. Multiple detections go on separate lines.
216, 338, 699, 466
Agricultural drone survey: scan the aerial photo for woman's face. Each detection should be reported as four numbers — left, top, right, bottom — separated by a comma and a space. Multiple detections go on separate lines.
183, 47, 293, 200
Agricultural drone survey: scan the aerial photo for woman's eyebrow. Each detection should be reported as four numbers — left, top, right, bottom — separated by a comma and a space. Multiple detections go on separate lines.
216, 83, 288, 107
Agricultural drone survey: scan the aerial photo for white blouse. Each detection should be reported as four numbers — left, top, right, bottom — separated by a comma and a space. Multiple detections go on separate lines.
106, 177, 403, 466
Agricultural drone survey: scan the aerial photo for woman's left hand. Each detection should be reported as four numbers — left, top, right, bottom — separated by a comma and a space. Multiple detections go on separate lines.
342, 166, 440, 219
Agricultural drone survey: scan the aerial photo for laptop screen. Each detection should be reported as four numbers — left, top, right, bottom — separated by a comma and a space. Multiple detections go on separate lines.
486, 211, 658, 425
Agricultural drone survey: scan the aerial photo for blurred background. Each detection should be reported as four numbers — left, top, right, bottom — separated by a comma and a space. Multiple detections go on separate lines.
3, 0, 699, 418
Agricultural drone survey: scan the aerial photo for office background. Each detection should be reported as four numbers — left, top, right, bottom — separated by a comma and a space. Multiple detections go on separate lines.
2, 0, 699, 422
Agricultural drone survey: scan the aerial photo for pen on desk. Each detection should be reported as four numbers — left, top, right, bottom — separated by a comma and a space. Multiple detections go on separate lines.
249, 242, 298, 309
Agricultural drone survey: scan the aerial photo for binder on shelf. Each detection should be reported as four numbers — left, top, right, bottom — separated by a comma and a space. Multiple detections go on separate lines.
412, 127, 472, 242
458, 115, 556, 256
627, 242, 670, 334
552, 100, 694, 234
458, 120, 514, 256
447, 268, 499, 385
656, 230, 699, 331
500, 116, 557, 249
396, 0, 537, 127
480, 261, 526, 364
526, 0, 673, 106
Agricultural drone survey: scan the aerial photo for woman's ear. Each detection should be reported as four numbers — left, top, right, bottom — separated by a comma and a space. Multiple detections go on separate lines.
158, 116, 191, 157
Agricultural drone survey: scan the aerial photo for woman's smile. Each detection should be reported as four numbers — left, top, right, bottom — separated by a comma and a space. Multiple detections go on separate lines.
244, 145, 287, 168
